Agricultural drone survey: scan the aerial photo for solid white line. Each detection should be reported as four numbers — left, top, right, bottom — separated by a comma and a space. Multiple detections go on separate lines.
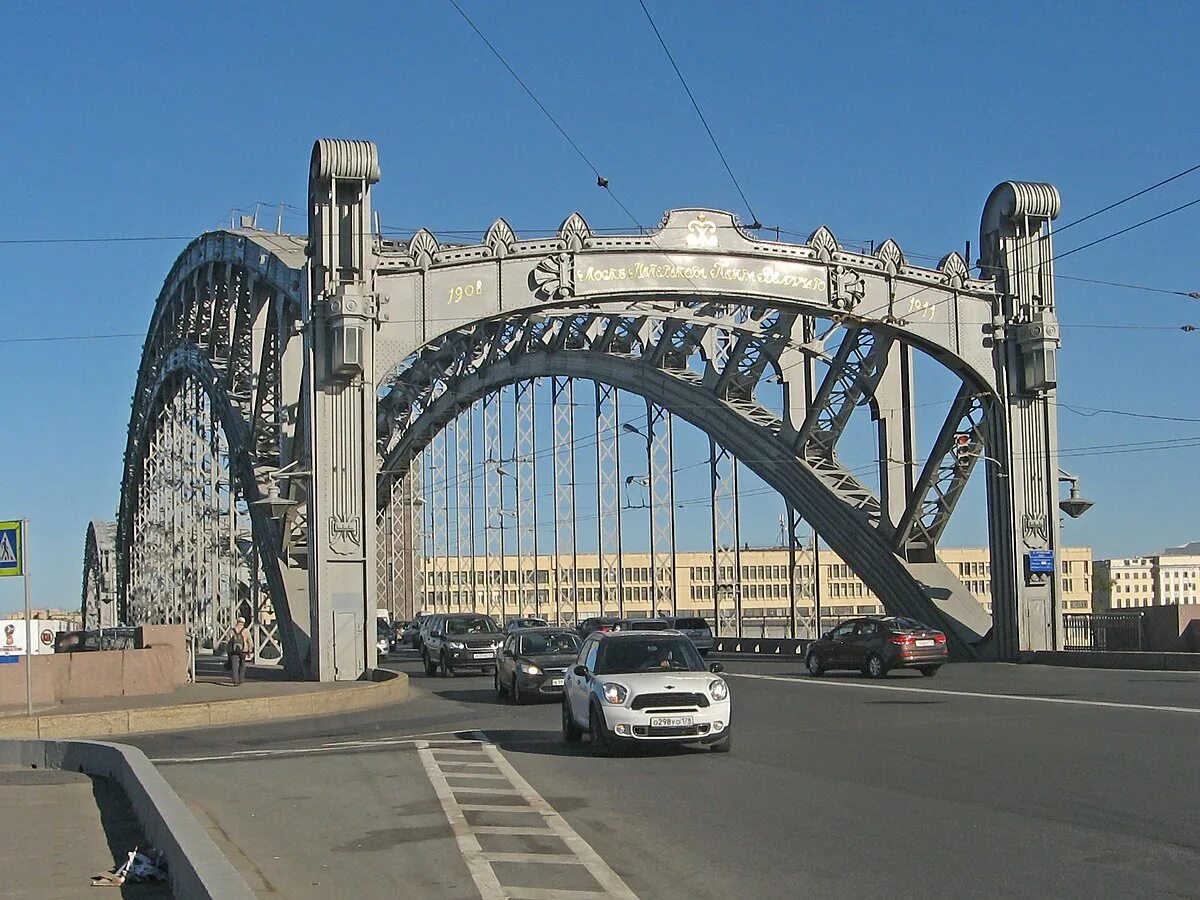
457, 803, 539, 813
506, 890, 611, 900
417, 741, 507, 900
481, 742, 639, 899
322, 731, 483, 747
442, 772, 509, 780
472, 826, 557, 835
728, 671, 1200, 714
482, 851, 582, 864
151, 735, 476, 764
448, 786, 522, 795
436, 761, 501, 769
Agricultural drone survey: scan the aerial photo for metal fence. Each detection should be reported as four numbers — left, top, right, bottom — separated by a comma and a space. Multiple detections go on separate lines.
1062, 613, 1145, 651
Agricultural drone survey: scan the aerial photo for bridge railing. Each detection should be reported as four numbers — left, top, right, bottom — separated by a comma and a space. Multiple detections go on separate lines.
1062, 612, 1146, 651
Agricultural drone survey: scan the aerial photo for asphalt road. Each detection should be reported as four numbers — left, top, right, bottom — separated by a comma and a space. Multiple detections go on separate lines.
126, 652, 1200, 899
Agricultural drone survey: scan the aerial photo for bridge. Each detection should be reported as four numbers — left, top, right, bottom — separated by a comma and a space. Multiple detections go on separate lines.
82, 139, 1071, 680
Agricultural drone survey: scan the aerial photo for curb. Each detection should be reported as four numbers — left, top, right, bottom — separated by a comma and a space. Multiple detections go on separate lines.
0, 737, 255, 899
1029, 650, 1200, 671
0, 670, 409, 739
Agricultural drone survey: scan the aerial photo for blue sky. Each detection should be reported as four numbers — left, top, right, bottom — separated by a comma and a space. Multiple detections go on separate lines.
2, 1, 1197, 614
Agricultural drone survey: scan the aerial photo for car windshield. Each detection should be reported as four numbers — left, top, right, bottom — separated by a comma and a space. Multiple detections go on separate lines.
519, 631, 581, 655
881, 616, 930, 632
510, 619, 546, 628
623, 620, 668, 631
671, 618, 709, 630
596, 637, 705, 674
445, 616, 499, 635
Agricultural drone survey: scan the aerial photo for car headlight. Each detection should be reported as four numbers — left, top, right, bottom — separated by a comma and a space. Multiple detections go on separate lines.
448, 640, 465, 650
709, 679, 728, 701
518, 663, 541, 675
602, 683, 628, 704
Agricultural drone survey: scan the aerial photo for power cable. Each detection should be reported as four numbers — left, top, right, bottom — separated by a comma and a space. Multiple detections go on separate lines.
1050, 161, 1200, 237
443, 0, 642, 229
636, 0, 760, 228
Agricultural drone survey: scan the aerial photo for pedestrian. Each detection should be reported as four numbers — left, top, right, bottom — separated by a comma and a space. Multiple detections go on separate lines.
227, 617, 254, 686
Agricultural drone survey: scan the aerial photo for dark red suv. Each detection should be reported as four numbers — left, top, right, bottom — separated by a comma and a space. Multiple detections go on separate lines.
805, 616, 947, 678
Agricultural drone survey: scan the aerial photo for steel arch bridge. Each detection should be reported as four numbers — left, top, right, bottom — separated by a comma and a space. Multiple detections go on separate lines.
109, 139, 1066, 680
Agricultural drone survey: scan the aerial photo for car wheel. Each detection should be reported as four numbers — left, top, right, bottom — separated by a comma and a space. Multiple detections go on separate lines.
495, 670, 507, 698
918, 665, 941, 677
589, 705, 613, 757
806, 651, 824, 676
710, 730, 732, 753
423, 652, 437, 677
511, 678, 523, 705
441, 653, 455, 678
562, 700, 582, 743
866, 653, 887, 679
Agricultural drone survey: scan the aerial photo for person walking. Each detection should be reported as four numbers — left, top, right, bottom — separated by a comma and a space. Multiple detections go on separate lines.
228, 617, 254, 686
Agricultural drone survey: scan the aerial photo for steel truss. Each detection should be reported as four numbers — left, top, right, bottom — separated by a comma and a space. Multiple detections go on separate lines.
551, 377, 578, 627
117, 145, 1063, 673
596, 382, 623, 619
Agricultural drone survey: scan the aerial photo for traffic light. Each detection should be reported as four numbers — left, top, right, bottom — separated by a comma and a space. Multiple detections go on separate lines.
952, 433, 975, 469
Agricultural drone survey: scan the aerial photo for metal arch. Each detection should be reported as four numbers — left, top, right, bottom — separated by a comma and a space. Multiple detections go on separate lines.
119, 345, 303, 673
117, 231, 308, 673
378, 343, 988, 657
81, 520, 118, 630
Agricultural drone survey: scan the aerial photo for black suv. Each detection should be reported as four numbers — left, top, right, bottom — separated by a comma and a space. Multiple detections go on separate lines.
421, 613, 504, 677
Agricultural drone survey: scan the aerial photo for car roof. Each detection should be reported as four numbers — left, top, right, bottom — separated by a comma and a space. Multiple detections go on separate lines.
594, 629, 684, 640
513, 626, 575, 634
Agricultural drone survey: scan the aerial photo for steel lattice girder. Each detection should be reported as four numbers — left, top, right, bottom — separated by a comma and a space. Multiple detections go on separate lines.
117, 231, 309, 676
121, 143, 1064, 665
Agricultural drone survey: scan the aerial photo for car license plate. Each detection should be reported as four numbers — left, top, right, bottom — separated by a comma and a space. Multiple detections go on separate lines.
550, 678, 564, 687
650, 716, 693, 727
473, 652, 493, 659
915, 639, 935, 647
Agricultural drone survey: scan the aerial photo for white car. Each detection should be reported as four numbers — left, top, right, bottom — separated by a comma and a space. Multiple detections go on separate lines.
562, 631, 731, 755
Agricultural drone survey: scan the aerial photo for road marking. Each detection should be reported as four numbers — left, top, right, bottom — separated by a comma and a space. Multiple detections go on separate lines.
419, 735, 638, 900
151, 734, 486, 764
729, 671, 1200, 714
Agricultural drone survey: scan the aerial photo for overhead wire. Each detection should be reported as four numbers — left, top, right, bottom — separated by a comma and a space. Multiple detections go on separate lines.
635, 0, 760, 228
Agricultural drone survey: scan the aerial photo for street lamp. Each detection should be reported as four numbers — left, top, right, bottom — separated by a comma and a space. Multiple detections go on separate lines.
1058, 469, 1094, 519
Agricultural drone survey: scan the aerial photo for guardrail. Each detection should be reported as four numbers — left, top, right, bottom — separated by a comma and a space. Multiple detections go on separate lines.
711, 637, 814, 656
1062, 612, 1146, 651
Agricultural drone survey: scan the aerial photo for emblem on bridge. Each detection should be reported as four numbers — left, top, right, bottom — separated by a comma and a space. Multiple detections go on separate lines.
685, 213, 719, 249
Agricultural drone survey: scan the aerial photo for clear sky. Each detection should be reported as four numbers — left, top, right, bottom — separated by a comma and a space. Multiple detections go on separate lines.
2, 1, 1198, 614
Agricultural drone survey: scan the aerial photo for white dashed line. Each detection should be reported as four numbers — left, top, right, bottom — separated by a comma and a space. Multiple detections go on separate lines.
418, 736, 638, 900
728, 671, 1200, 714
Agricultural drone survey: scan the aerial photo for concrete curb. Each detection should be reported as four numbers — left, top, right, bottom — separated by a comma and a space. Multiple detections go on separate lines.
0, 669, 409, 739
0, 737, 255, 899
1030, 650, 1200, 671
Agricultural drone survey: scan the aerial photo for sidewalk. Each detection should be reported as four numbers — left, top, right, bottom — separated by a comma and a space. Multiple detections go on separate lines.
0, 658, 409, 739
0, 765, 170, 898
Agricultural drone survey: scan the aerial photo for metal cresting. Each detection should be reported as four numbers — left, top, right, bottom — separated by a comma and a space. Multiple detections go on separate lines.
109, 139, 1065, 680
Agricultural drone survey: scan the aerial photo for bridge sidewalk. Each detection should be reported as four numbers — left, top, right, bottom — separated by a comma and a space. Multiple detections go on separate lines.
0, 658, 410, 739
0, 765, 171, 898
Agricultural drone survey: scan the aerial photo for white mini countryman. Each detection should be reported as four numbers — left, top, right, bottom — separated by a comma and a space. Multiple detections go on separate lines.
562, 630, 731, 755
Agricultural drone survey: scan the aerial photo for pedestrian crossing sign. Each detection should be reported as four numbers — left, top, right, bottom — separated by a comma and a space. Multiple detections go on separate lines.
0, 521, 22, 577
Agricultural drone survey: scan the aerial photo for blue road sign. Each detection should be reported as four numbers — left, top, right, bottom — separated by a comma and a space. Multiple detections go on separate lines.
0, 521, 21, 577
0, 655, 18, 664
1027, 550, 1055, 574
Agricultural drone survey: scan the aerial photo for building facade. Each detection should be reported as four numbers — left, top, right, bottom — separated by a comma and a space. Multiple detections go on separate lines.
415, 546, 1093, 634
1100, 543, 1200, 609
